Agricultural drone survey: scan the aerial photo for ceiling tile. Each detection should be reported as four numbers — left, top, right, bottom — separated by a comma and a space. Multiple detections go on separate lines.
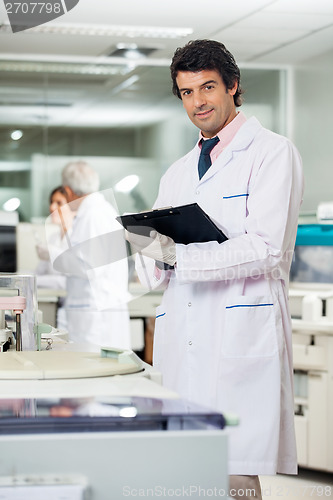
230, 11, 333, 30
265, 0, 333, 15
217, 26, 308, 45
250, 24, 333, 64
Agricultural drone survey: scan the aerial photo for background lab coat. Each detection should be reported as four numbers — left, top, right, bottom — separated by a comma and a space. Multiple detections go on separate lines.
35, 229, 67, 290
62, 192, 130, 349
36, 229, 70, 330
137, 117, 304, 475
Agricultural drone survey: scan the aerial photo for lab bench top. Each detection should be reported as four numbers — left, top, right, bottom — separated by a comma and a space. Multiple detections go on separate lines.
37, 283, 163, 318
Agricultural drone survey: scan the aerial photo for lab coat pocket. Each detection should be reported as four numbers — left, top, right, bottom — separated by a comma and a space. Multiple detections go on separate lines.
221, 192, 248, 237
222, 295, 278, 358
152, 305, 166, 367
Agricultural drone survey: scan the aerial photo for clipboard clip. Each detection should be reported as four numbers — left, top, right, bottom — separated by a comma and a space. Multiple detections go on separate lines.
140, 206, 173, 213
134, 207, 180, 220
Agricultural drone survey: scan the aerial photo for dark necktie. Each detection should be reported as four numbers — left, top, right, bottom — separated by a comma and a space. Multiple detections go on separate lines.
198, 136, 220, 180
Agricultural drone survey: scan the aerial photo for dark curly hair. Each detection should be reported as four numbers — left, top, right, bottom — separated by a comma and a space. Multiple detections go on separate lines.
170, 39, 243, 107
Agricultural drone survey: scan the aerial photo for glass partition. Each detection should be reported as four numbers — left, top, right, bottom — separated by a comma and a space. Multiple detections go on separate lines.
0, 65, 287, 223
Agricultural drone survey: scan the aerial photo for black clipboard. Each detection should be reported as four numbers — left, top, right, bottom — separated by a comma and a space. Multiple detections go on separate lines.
116, 203, 228, 245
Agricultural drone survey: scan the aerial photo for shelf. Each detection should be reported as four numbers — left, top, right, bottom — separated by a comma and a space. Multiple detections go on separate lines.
295, 397, 308, 406
292, 318, 333, 334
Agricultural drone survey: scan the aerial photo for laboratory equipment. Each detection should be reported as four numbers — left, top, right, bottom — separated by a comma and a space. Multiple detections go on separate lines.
0, 266, 230, 498
0, 295, 25, 351
317, 201, 333, 224
290, 224, 333, 285
0, 398, 228, 500
290, 223, 333, 473
0, 347, 230, 499
0, 273, 38, 351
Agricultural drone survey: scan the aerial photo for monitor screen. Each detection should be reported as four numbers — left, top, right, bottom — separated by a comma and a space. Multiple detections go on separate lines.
0, 225, 16, 273
290, 245, 333, 283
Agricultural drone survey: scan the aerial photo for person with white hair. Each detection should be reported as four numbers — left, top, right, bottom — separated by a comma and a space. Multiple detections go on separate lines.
57, 161, 131, 349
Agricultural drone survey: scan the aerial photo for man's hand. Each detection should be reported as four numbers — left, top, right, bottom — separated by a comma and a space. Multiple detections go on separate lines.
36, 243, 50, 261
125, 230, 176, 266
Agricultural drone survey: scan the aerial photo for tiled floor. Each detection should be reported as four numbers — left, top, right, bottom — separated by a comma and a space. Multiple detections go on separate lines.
260, 468, 333, 499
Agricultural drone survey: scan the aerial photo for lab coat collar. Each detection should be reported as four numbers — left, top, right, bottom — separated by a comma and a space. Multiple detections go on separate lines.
227, 116, 262, 152
75, 191, 105, 217
190, 116, 262, 184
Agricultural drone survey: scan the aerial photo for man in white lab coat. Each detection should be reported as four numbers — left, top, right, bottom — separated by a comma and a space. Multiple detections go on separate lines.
59, 161, 131, 350
127, 40, 304, 499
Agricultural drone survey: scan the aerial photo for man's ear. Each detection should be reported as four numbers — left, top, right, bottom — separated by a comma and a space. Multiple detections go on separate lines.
229, 80, 238, 96
64, 185, 74, 201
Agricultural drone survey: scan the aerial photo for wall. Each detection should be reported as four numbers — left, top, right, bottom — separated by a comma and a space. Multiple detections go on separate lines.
241, 68, 285, 134
293, 49, 333, 213
143, 108, 197, 176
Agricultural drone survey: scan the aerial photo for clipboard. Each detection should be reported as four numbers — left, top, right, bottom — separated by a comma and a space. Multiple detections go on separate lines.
116, 203, 228, 245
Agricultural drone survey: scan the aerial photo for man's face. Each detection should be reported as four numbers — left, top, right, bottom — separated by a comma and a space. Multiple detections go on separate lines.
176, 69, 237, 138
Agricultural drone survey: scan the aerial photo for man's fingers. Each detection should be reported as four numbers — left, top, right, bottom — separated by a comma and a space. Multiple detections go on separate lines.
125, 229, 155, 251
149, 230, 169, 245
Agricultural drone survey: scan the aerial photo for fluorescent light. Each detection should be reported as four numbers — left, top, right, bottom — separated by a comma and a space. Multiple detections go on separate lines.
0, 61, 130, 76
0, 54, 172, 68
10, 130, 23, 141
115, 175, 139, 193
124, 49, 145, 60
116, 43, 138, 50
0, 22, 193, 39
3, 197, 21, 211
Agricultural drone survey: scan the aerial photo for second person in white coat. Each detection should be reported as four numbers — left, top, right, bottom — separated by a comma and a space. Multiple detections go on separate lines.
57, 161, 131, 350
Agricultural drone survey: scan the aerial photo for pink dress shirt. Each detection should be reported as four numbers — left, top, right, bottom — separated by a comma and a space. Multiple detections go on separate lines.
199, 111, 247, 163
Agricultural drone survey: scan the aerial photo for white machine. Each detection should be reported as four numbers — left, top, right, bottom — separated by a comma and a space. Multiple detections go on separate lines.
0, 273, 230, 500
0, 274, 38, 351
289, 223, 333, 473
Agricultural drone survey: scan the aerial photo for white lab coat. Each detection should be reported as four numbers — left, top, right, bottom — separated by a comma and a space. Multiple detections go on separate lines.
35, 229, 67, 290
137, 117, 304, 475
64, 192, 131, 349
35, 229, 69, 330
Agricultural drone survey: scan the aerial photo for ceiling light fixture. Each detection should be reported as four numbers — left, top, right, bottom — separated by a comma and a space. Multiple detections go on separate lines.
0, 54, 172, 71
115, 175, 140, 193
0, 22, 193, 39
10, 130, 23, 141
116, 43, 137, 50
0, 61, 132, 75
109, 44, 158, 60
3, 198, 21, 212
